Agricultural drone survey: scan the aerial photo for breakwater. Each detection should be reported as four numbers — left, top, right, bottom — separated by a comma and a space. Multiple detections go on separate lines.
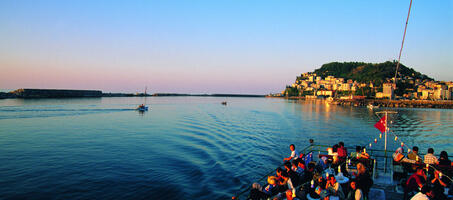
335, 99, 453, 109
7, 89, 102, 98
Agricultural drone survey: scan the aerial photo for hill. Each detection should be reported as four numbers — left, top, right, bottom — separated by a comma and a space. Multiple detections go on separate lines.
313, 61, 432, 85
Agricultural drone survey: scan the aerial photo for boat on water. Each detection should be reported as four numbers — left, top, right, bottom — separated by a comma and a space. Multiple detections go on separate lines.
136, 104, 148, 111
222, 101, 227, 105
136, 87, 149, 111
232, 111, 453, 200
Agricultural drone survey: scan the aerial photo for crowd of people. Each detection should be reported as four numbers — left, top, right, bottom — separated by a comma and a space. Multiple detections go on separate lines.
392, 146, 452, 200
246, 143, 374, 200
243, 142, 452, 200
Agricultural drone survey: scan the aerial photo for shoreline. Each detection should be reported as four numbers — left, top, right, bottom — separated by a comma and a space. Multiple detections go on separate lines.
267, 96, 453, 109
0, 89, 265, 99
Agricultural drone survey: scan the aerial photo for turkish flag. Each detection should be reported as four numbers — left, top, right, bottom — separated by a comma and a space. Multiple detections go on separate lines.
374, 116, 386, 133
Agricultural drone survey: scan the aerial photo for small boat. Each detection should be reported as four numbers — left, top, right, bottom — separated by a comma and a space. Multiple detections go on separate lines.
221, 101, 227, 105
136, 104, 148, 111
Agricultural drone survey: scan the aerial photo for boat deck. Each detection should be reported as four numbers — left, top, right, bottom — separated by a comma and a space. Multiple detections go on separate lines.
233, 143, 452, 200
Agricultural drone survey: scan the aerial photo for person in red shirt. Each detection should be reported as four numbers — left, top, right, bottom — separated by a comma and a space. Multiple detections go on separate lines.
338, 142, 347, 160
405, 167, 427, 199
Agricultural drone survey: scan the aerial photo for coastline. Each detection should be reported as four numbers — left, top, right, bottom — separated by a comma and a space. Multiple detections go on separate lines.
267, 96, 453, 109
0, 89, 265, 99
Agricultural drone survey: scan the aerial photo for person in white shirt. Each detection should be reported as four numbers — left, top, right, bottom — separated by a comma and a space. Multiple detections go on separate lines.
284, 144, 300, 162
411, 185, 434, 200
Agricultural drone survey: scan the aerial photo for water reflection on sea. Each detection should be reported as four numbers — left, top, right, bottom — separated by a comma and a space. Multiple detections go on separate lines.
0, 97, 451, 199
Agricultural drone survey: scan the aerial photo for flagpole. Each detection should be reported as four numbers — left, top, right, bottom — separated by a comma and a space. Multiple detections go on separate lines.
376, 110, 397, 174
384, 111, 388, 173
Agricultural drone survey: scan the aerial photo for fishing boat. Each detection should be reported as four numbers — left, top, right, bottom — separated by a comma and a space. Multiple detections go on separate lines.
222, 101, 227, 105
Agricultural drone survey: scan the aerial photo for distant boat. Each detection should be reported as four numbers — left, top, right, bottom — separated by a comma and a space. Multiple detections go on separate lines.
221, 101, 227, 105
137, 87, 149, 111
136, 104, 148, 111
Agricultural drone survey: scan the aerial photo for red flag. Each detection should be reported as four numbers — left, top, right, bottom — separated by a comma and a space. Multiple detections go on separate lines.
374, 116, 386, 133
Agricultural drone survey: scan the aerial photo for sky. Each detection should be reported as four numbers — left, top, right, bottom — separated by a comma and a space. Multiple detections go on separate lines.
0, 0, 452, 94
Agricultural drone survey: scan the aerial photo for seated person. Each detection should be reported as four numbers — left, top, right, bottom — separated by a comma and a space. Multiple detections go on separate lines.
304, 162, 316, 183
410, 185, 434, 200
317, 156, 329, 171
350, 146, 362, 160
315, 174, 326, 189
346, 180, 363, 200
263, 176, 278, 196
424, 148, 439, 165
276, 168, 292, 193
393, 147, 416, 164
284, 144, 300, 162
249, 182, 268, 200
285, 189, 300, 200
360, 147, 370, 159
284, 162, 300, 187
438, 151, 451, 166
325, 175, 344, 199
407, 146, 421, 162
292, 159, 304, 176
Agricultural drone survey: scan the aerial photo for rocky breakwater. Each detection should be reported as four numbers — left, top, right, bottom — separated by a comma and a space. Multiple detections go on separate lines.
11, 89, 102, 98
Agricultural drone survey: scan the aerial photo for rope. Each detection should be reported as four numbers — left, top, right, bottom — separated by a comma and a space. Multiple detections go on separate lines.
393, 0, 413, 96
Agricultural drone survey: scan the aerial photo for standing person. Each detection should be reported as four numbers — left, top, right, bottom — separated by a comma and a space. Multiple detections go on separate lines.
338, 142, 348, 160
346, 180, 363, 200
284, 144, 300, 162
424, 148, 439, 165
355, 163, 373, 199
431, 170, 447, 200
405, 168, 427, 200
407, 146, 421, 161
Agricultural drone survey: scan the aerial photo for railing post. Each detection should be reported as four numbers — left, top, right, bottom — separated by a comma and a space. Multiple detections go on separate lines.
372, 159, 377, 181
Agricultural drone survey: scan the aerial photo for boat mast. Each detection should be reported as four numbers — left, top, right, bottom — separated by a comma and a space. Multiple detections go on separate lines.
393, 0, 413, 100
144, 86, 147, 105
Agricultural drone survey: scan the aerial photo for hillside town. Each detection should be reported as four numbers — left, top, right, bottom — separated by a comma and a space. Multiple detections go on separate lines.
280, 72, 453, 100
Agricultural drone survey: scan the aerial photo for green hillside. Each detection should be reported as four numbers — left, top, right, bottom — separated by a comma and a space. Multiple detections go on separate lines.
313, 61, 432, 85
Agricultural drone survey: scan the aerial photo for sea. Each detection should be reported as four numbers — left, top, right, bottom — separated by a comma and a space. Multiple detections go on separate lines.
0, 97, 452, 199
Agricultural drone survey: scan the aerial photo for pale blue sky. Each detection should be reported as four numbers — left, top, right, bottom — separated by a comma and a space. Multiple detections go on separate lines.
0, 0, 452, 94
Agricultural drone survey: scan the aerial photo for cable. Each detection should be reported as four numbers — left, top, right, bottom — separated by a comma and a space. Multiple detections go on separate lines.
393, 0, 413, 98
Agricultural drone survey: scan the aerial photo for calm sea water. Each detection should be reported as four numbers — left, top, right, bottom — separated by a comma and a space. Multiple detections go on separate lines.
0, 97, 452, 199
